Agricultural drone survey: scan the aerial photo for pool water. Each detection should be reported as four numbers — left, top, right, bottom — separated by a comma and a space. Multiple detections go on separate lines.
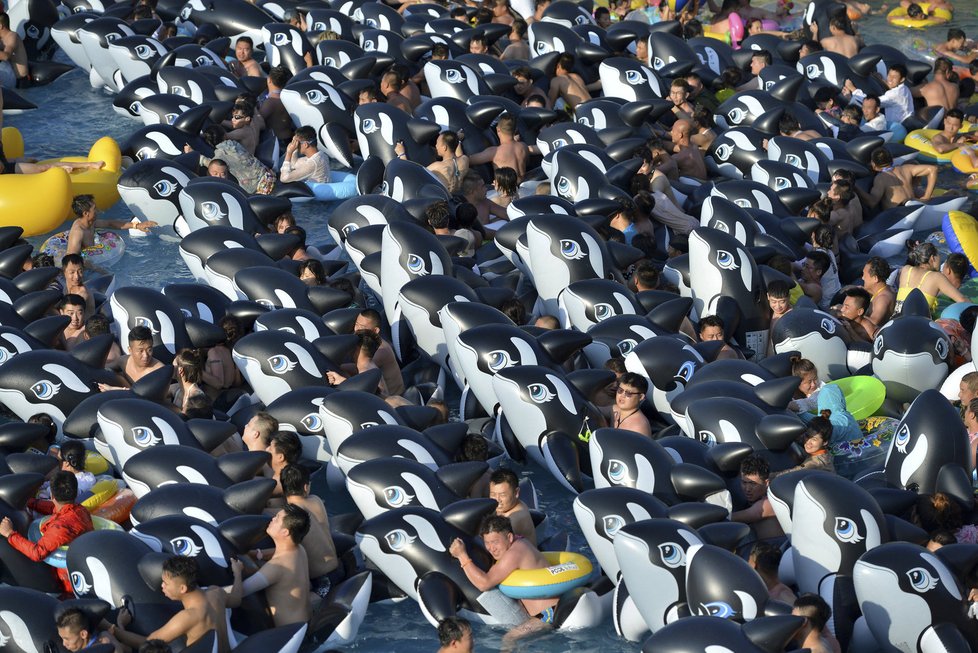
7, 2, 978, 650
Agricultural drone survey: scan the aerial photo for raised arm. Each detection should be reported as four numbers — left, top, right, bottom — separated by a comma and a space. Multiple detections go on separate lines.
449, 538, 519, 592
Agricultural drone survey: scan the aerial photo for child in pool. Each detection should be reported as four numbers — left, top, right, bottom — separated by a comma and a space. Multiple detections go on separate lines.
772, 417, 835, 477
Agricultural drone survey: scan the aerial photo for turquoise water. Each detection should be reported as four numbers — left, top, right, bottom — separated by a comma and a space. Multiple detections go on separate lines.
7, 3, 978, 650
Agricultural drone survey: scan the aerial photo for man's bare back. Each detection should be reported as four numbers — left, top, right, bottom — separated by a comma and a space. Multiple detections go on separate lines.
821, 34, 858, 57
498, 501, 536, 546
549, 73, 591, 112
917, 80, 952, 110
251, 546, 312, 627
673, 145, 707, 180
288, 494, 338, 578
0, 29, 28, 79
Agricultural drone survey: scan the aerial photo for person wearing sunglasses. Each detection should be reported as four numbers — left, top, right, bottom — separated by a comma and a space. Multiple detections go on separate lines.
280, 125, 330, 184
612, 372, 652, 437
222, 100, 261, 155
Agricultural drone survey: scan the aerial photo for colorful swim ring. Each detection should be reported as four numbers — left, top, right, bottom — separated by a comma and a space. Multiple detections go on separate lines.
49, 446, 110, 475
80, 477, 121, 511
886, 4, 952, 27
39, 229, 126, 267
823, 376, 886, 421
904, 129, 961, 163
91, 488, 137, 524
307, 171, 358, 202
498, 552, 593, 600
943, 210, 978, 276
951, 148, 978, 174
27, 515, 122, 568
38, 136, 122, 210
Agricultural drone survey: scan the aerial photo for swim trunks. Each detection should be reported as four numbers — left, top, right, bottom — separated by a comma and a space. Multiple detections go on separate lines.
311, 569, 345, 599
538, 607, 555, 624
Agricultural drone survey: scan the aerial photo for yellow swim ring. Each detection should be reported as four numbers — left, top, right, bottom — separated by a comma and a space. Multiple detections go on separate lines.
904, 129, 964, 164
81, 477, 120, 511
498, 551, 593, 599
0, 167, 72, 236
39, 136, 122, 210
951, 147, 978, 174
886, 3, 952, 27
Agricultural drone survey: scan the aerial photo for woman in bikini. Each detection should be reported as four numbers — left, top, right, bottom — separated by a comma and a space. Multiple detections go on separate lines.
894, 242, 966, 316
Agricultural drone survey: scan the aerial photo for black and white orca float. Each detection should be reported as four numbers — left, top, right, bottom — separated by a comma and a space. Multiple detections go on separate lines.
109, 284, 192, 362
94, 397, 205, 469
231, 329, 335, 405
117, 157, 196, 227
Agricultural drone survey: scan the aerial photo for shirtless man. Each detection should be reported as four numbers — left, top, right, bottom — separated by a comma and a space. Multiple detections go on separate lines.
547, 53, 591, 113
914, 57, 957, 110
102, 326, 166, 388
267, 431, 301, 500
827, 179, 862, 245
449, 516, 558, 634
58, 294, 87, 350
425, 130, 469, 195
836, 287, 876, 340
669, 79, 694, 120
611, 372, 652, 437
242, 411, 278, 453
55, 254, 95, 317
511, 66, 549, 108
279, 465, 341, 599
730, 454, 784, 543
380, 71, 413, 115
66, 195, 155, 257
776, 113, 822, 142
461, 171, 508, 226
669, 119, 707, 180
489, 469, 536, 545
749, 543, 796, 605
467, 114, 529, 181
500, 19, 529, 61
0, 13, 28, 87
766, 280, 793, 357
241, 504, 314, 627
857, 147, 937, 211
229, 36, 263, 78
352, 309, 405, 396
928, 109, 973, 154
820, 15, 859, 58
862, 256, 896, 326
934, 28, 976, 65
792, 595, 835, 653
112, 555, 243, 653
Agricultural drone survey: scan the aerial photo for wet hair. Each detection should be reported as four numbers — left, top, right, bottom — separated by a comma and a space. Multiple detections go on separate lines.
494, 167, 518, 196
358, 85, 385, 103
617, 372, 648, 394
358, 308, 382, 329
480, 514, 514, 536
439, 130, 459, 154
683, 19, 703, 38
813, 86, 836, 109
751, 49, 772, 66
556, 52, 575, 72
801, 39, 822, 53
437, 617, 472, 646
934, 57, 954, 77
864, 256, 891, 283
778, 112, 801, 135
50, 470, 78, 503
425, 200, 452, 231
499, 297, 526, 325
279, 463, 310, 497
794, 594, 831, 632
129, 325, 154, 344
812, 224, 835, 250
270, 430, 301, 465
511, 18, 527, 38
908, 241, 939, 267
843, 287, 871, 313
294, 125, 315, 143
219, 314, 243, 347
236, 35, 253, 47
805, 250, 830, 277
431, 43, 449, 59
60, 439, 87, 472
297, 259, 326, 285
71, 194, 96, 217
633, 260, 660, 290
469, 34, 488, 50
913, 492, 965, 533
804, 415, 833, 443
831, 179, 854, 203
56, 608, 91, 633
358, 330, 382, 358
175, 348, 204, 385
948, 28, 966, 41
32, 252, 55, 268
698, 314, 725, 334
841, 106, 862, 124
490, 468, 519, 490
59, 294, 85, 312
461, 170, 486, 197
766, 279, 791, 299
740, 453, 770, 481
791, 356, 817, 378
281, 503, 311, 544
931, 530, 957, 546
162, 555, 199, 590
807, 196, 832, 223
535, 314, 559, 329
459, 434, 489, 462
906, 3, 923, 18
692, 105, 714, 129
749, 541, 782, 575
870, 146, 893, 170
285, 226, 307, 248
183, 393, 213, 420
945, 252, 969, 281
249, 411, 279, 442
496, 113, 516, 136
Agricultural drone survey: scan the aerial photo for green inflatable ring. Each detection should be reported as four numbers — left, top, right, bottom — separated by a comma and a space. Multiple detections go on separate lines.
817, 376, 887, 421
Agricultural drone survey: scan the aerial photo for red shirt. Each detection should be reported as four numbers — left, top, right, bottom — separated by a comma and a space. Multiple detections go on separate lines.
8, 500, 93, 593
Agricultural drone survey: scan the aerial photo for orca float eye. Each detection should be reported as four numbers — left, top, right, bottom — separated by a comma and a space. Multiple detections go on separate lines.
593, 302, 614, 322
305, 89, 325, 105
697, 430, 717, 446
383, 486, 414, 507
701, 601, 734, 618
486, 349, 516, 372
30, 380, 60, 400
131, 426, 161, 447
774, 176, 791, 190
602, 514, 624, 537
135, 44, 153, 59
935, 338, 949, 360
526, 383, 555, 404
906, 567, 938, 593
606, 459, 631, 485
556, 176, 572, 196
71, 571, 93, 595
272, 32, 289, 46
658, 542, 687, 568
677, 360, 696, 383
715, 249, 738, 270
894, 424, 911, 453
833, 517, 864, 544
135, 146, 157, 160
406, 253, 427, 275
384, 528, 416, 552
199, 201, 226, 223
445, 69, 462, 84
267, 355, 297, 374
873, 334, 884, 355
133, 316, 156, 332
820, 317, 836, 335
713, 143, 732, 161
361, 118, 379, 134
170, 536, 202, 557
617, 339, 637, 356
301, 412, 323, 432
559, 239, 585, 260
785, 154, 802, 168
727, 107, 745, 124
153, 180, 176, 197
624, 70, 643, 85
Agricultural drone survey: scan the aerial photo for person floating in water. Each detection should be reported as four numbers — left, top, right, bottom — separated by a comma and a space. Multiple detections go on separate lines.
66, 194, 156, 256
